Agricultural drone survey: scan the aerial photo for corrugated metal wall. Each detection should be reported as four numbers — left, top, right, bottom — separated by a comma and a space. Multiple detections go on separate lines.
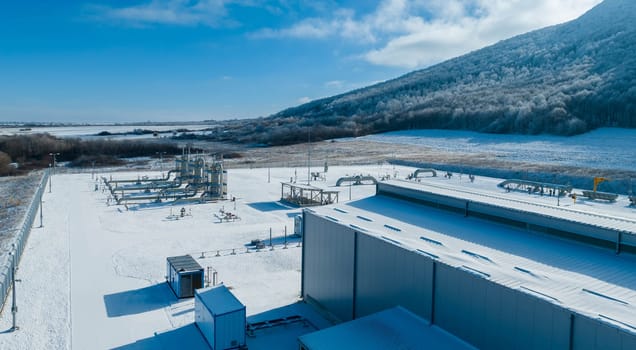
302, 213, 356, 322
572, 314, 636, 350
435, 263, 570, 350
303, 211, 636, 350
194, 293, 215, 348
215, 310, 246, 350
195, 293, 246, 350
354, 233, 433, 319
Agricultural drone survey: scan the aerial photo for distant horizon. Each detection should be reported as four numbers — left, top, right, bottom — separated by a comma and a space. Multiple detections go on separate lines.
0, 1, 602, 123
0, 119, 218, 126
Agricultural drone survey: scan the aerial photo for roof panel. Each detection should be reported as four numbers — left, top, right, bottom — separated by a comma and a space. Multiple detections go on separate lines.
167, 255, 203, 273
298, 306, 476, 350
196, 284, 245, 316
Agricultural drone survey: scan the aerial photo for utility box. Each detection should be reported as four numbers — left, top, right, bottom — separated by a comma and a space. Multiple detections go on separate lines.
294, 215, 303, 237
195, 285, 246, 350
166, 255, 204, 298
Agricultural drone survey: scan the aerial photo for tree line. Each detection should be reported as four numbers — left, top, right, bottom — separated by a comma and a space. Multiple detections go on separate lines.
0, 133, 182, 176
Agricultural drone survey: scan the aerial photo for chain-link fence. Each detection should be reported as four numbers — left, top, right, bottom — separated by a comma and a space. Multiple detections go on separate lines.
0, 169, 49, 313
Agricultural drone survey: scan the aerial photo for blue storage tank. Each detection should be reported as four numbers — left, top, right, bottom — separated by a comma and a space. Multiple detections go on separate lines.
166, 255, 204, 298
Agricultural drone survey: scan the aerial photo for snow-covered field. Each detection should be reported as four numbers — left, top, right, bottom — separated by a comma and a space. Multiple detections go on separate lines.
358, 128, 636, 172
0, 164, 394, 349
0, 124, 214, 140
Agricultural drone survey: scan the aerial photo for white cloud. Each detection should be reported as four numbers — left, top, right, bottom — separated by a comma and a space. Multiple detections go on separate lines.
324, 80, 344, 88
297, 96, 312, 104
89, 0, 238, 27
253, 0, 603, 69
250, 9, 375, 42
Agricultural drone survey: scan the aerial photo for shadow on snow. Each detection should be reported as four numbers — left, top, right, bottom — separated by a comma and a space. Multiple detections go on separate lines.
103, 282, 176, 318
111, 323, 209, 350
247, 201, 292, 212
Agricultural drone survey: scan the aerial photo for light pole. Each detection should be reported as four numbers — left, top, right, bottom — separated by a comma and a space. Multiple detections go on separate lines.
9, 244, 19, 331
307, 127, 311, 185
156, 152, 166, 177
48, 152, 60, 192
39, 184, 43, 227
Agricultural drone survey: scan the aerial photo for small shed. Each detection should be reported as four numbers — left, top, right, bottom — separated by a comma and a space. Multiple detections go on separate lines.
166, 255, 204, 298
195, 285, 246, 350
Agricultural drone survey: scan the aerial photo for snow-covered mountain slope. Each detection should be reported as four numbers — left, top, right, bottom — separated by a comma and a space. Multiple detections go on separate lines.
258, 0, 635, 143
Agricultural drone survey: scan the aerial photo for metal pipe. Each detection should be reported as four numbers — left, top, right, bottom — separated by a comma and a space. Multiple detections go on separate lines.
48, 153, 59, 192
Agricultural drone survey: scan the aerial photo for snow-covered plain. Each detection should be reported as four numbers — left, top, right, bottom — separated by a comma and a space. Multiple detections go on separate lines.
0, 124, 214, 140
0, 164, 395, 349
358, 128, 636, 172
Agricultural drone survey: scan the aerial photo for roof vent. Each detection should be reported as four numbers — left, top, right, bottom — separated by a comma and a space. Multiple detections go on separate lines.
384, 224, 401, 232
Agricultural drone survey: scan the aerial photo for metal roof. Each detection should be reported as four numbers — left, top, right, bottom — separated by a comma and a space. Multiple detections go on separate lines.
167, 255, 203, 273
196, 284, 245, 316
281, 182, 322, 190
298, 306, 476, 350
386, 179, 636, 235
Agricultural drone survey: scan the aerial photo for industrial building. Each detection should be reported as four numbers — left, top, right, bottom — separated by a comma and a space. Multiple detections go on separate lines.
301, 179, 636, 350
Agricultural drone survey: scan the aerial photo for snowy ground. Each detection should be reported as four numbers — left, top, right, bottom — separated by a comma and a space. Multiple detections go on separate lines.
359, 128, 636, 172
0, 164, 396, 349
0, 124, 214, 140
219, 128, 636, 195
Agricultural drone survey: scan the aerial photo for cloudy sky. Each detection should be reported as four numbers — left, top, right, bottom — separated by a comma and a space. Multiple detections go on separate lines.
0, 0, 602, 123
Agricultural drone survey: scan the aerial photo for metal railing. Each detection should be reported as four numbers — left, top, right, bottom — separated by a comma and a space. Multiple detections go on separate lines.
0, 169, 49, 314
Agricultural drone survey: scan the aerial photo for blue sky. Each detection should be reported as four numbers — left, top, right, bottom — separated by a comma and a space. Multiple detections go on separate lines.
0, 0, 601, 123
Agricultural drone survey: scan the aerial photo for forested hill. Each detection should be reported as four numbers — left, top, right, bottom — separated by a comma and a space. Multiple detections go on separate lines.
212, 0, 636, 145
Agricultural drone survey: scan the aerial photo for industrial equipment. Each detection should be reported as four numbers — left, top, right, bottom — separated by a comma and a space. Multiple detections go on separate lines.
103, 155, 227, 205
581, 177, 618, 201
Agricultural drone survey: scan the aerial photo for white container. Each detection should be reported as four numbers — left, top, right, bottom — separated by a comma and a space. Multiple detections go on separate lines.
195, 285, 246, 350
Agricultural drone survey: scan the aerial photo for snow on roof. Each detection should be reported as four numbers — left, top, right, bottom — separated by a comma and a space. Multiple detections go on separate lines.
309, 181, 636, 334
385, 179, 636, 235
196, 284, 245, 316
167, 255, 203, 273
298, 306, 476, 350
281, 182, 324, 191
